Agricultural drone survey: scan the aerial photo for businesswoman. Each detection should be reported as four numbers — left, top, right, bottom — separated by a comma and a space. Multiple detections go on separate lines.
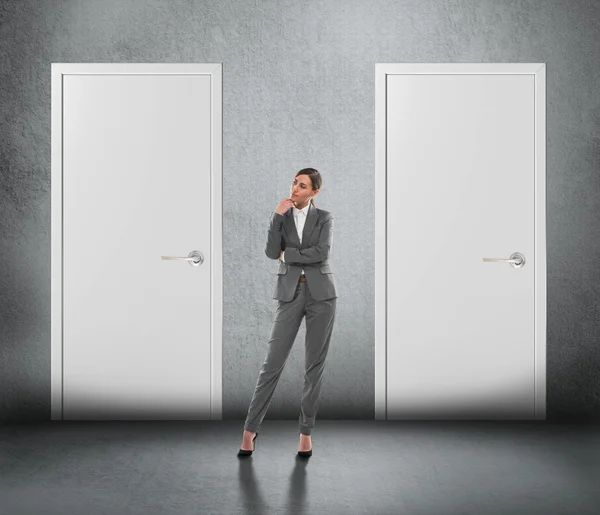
238, 168, 338, 458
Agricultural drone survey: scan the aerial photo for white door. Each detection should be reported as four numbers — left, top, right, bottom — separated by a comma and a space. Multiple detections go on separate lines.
375, 64, 546, 420
51, 64, 223, 420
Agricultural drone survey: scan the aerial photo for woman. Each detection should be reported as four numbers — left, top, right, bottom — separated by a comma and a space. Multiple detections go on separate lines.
238, 168, 338, 458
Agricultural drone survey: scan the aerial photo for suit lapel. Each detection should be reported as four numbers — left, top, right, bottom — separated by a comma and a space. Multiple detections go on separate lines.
300, 203, 318, 249
285, 203, 319, 249
284, 209, 301, 248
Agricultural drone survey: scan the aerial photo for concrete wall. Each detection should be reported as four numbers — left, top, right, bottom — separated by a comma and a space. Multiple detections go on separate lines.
1, 0, 599, 422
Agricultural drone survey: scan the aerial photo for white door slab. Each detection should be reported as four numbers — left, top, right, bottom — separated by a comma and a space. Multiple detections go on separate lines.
375, 64, 546, 420
51, 63, 223, 420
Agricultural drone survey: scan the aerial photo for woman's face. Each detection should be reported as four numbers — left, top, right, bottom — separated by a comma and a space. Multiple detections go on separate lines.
290, 174, 317, 207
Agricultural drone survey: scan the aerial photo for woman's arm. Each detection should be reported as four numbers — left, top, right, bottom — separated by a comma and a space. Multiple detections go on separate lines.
265, 212, 285, 260
283, 217, 333, 265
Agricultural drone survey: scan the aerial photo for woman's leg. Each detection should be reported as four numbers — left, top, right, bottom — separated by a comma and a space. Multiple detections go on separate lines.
299, 292, 337, 436
243, 282, 306, 435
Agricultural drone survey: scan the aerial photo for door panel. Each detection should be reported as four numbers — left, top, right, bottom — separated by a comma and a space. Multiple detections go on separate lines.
62, 74, 212, 419
386, 73, 535, 419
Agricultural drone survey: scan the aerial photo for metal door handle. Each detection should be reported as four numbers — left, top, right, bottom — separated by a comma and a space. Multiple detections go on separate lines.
161, 250, 204, 267
482, 252, 525, 268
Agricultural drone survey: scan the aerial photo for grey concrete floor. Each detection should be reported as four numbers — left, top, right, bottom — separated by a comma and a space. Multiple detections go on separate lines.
1, 420, 598, 515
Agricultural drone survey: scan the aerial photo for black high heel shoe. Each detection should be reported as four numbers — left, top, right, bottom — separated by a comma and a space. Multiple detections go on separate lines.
237, 433, 258, 457
298, 432, 312, 457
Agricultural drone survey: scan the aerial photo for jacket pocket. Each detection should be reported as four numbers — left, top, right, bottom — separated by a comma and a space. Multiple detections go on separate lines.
277, 266, 288, 275
320, 265, 333, 274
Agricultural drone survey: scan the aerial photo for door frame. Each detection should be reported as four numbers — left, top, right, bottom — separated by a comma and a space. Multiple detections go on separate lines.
374, 63, 547, 420
50, 63, 223, 420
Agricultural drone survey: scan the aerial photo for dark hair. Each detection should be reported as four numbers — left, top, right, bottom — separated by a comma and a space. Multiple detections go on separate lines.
295, 168, 322, 207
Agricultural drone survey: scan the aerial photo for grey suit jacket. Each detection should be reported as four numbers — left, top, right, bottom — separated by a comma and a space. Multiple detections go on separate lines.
265, 203, 338, 302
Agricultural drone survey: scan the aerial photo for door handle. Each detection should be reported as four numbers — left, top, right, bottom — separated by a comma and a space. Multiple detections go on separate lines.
482, 252, 525, 269
161, 250, 204, 267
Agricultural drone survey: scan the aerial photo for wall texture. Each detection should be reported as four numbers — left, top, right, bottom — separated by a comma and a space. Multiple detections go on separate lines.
1, 0, 599, 423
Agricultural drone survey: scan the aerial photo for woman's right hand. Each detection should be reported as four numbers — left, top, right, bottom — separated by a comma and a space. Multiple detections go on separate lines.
275, 198, 294, 215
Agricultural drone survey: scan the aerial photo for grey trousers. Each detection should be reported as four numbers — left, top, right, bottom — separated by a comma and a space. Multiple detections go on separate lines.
243, 279, 337, 436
